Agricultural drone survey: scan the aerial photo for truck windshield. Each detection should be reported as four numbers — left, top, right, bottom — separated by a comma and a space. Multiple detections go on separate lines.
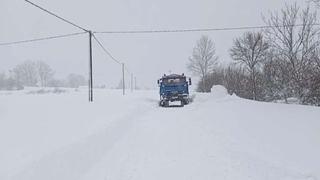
162, 78, 186, 85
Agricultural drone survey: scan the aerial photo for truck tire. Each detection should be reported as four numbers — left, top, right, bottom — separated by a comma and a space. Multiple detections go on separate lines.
164, 101, 169, 107
184, 99, 189, 105
180, 100, 185, 107
159, 101, 163, 107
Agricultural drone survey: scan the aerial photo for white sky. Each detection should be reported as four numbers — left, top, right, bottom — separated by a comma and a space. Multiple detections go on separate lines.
0, 0, 311, 88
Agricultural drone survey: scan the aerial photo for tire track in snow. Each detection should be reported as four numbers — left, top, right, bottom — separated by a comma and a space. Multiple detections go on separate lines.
10, 99, 158, 180
81, 94, 317, 180
8, 91, 319, 180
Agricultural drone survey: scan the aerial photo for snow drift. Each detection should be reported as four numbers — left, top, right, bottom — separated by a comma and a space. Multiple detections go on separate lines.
0, 88, 319, 180
211, 85, 229, 97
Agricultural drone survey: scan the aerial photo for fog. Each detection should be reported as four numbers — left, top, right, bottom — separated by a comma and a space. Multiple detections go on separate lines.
0, 0, 308, 88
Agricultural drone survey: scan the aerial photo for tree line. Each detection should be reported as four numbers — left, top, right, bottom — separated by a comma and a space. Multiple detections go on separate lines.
0, 60, 87, 90
188, 3, 320, 106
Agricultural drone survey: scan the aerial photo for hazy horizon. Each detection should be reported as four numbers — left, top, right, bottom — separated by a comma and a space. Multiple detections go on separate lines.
0, 0, 310, 88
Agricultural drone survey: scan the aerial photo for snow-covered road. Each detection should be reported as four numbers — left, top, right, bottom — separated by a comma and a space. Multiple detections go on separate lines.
1, 87, 320, 180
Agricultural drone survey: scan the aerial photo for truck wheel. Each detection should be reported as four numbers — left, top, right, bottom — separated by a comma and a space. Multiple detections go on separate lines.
159, 101, 163, 107
180, 100, 185, 107
184, 99, 189, 105
164, 101, 169, 107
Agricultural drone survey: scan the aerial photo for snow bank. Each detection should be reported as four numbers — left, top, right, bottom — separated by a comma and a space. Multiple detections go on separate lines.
210, 85, 229, 97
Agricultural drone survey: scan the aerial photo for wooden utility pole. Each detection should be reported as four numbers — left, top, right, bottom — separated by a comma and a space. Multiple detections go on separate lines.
122, 63, 125, 95
89, 31, 93, 102
134, 76, 137, 90
131, 73, 133, 92
25, 0, 94, 102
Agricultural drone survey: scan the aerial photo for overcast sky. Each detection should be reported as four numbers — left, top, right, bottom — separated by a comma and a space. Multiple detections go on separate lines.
0, 0, 312, 89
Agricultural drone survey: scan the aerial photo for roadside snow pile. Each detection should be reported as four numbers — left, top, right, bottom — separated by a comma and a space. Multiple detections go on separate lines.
194, 85, 237, 104
210, 85, 228, 97
210, 85, 241, 101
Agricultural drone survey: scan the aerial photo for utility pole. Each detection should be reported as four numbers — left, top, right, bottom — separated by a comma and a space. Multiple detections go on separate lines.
134, 76, 137, 90
25, 0, 94, 102
122, 63, 125, 95
131, 73, 133, 92
89, 31, 93, 102
25, 0, 137, 101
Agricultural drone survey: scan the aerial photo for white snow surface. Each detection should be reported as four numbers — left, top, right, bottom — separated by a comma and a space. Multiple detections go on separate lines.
210, 85, 229, 97
1, 86, 320, 180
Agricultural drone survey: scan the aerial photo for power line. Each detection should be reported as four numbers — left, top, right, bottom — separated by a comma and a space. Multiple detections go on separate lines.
25, 0, 94, 102
124, 65, 131, 74
94, 24, 320, 34
92, 34, 135, 95
92, 34, 122, 65
0, 32, 86, 46
92, 35, 133, 77
25, 0, 89, 32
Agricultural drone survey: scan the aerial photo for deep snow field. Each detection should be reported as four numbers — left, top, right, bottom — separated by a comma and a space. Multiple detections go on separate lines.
0, 86, 320, 180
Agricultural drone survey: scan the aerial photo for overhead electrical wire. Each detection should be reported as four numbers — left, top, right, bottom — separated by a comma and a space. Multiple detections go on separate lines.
0, 32, 86, 46
94, 23, 320, 34
124, 65, 131, 74
25, 0, 88, 32
6, 23, 315, 47
6, 0, 317, 98
92, 34, 122, 65
92, 34, 134, 76
7, 0, 320, 88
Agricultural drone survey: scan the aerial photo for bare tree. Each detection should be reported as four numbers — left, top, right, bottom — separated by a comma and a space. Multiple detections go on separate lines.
36, 61, 54, 87
12, 61, 38, 87
66, 74, 87, 88
116, 78, 125, 90
310, 0, 320, 6
223, 65, 252, 98
47, 78, 65, 88
187, 35, 218, 92
264, 3, 320, 101
0, 73, 6, 90
230, 32, 269, 100
197, 66, 225, 92
263, 52, 293, 103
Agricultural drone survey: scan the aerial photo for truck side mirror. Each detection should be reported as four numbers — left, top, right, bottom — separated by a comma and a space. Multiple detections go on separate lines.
189, 78, 192, 85
157, 80, 160, 85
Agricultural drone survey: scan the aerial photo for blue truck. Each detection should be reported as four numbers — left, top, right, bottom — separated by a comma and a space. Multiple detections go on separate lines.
157, 74, 192, 107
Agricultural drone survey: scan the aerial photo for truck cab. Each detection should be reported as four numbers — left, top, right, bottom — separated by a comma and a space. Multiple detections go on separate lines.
157, 74, 191, 107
